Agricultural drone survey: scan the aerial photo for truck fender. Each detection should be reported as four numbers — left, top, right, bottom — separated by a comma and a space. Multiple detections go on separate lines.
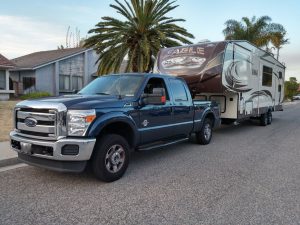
87, 112, 139, 148
194, 109, 218, 133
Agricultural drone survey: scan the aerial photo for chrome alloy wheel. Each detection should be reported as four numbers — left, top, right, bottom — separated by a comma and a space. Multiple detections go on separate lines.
105, 144, 125, 173
204, 123, 211, 140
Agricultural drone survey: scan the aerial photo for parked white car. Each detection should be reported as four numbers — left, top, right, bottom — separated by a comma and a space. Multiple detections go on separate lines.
292, 94, 300, 100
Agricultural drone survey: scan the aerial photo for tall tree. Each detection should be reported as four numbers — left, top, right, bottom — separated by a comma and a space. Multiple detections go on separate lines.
268, 24, 289, 60
284, 77, 299, 100
223, 16, 272, 47
84, 0, 194, 75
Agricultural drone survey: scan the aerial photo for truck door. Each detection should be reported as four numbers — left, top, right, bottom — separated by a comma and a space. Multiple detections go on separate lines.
139, 77, 173, 144
169, 78, 194, 136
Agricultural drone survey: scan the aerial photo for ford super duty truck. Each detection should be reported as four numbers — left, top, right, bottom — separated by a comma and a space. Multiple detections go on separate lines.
10, 73, 220, 182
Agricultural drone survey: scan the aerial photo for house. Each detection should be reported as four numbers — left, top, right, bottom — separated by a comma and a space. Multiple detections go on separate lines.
0, 54, 15, 100
10, 48, 98, 96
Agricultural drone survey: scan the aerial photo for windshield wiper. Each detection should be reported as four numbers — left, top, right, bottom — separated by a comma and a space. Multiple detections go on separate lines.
95, 92, 110, 95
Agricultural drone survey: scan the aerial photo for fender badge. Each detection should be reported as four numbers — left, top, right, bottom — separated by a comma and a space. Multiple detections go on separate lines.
142, 120, 149, 127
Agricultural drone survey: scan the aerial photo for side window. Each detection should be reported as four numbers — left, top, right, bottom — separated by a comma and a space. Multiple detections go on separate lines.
278, 85, 282, 92
144, 78, 169, 100
279, 71, 282, 79
262, 66, 272, 87
169, 79, 188, 101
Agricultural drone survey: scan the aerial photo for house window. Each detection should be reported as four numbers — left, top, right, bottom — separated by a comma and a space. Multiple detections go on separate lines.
72, 76, 83, 90
0, 70, 6, 90
279, 71, 282, 79
262, 66, 272, 87
23, 77, 35, 90
59, 54, 84, 92
278, 85, 282, 92
59, 74, 70, 91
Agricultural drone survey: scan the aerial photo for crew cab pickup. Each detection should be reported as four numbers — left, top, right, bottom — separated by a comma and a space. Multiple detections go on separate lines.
10, 73, 220, 182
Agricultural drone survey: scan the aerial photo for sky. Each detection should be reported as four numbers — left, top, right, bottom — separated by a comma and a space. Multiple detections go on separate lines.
0, 0, 299, 80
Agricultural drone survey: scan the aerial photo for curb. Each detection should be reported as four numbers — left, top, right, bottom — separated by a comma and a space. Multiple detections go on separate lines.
0, 157, 20, 168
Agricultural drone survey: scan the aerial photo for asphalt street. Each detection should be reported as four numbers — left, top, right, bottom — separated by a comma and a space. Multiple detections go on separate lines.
0, 102, 299, 225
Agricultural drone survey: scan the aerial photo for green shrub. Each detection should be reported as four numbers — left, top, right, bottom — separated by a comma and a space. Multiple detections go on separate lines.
20, 92, 51, 100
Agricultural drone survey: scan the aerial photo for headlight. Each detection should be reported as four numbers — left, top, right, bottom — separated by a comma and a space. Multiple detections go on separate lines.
67, 109, 96, 136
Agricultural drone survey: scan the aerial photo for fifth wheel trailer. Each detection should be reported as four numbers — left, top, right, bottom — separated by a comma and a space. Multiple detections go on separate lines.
154, 41, 285, 125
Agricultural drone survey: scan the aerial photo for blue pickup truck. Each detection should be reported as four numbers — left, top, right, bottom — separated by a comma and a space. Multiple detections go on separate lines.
10, 73, 220, 182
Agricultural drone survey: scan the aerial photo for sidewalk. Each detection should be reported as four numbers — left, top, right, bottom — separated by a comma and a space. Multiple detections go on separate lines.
0, 141, 19, 167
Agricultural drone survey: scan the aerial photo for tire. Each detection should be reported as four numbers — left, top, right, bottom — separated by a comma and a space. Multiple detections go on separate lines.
92, 134, 130, 182
267, 111, 272, 125
260, 113, 268, 126
196, 118, 212, 145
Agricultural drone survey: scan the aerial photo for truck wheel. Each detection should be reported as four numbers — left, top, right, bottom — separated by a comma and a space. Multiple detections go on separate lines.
92, 134, 129, 182
267, 111, 272, 125
196, 118, 212, 145
260, 113, 268, 126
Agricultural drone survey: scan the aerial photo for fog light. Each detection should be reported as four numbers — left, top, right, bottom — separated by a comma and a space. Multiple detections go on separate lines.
61, 145, 79, 155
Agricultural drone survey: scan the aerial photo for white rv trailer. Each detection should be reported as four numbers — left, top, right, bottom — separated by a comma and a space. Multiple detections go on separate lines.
155, 41, 285, 125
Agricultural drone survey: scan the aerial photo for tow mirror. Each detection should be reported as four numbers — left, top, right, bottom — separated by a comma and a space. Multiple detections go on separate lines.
141, 88, 166, 105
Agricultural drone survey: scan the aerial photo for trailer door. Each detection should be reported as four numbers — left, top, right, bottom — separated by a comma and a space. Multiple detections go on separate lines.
233, 44, 253, 117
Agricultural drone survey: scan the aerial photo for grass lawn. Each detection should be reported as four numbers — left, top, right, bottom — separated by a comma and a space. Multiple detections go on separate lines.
0, 101, 19, 142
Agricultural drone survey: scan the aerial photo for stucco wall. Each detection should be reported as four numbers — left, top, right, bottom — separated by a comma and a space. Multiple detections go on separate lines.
36, 64, 55, 95
86, 50, 99, 83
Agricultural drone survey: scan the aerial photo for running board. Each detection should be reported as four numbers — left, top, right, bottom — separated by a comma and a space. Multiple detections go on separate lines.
138, 138, 189, 151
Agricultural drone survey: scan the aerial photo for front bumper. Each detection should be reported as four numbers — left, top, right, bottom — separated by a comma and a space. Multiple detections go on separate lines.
10, 131, 96, 172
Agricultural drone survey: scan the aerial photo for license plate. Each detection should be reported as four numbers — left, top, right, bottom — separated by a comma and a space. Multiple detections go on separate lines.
20, 142, 32, 155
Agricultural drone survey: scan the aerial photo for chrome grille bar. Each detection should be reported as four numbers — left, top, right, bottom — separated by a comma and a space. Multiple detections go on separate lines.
17, 122, 55, 133
17, 111, 56, 121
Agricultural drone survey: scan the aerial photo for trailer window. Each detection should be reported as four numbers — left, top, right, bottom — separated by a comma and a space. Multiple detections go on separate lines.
278, 85, 282, 92
262, 66, 272, 87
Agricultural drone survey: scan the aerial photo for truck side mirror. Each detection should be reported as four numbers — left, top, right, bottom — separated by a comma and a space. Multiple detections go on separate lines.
141, 88, 166, 105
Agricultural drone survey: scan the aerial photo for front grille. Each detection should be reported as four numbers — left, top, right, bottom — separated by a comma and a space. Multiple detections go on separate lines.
16, 108, 57, 140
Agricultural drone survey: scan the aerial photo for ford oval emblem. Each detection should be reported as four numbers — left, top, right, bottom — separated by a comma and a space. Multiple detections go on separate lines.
24, 117, 38, 127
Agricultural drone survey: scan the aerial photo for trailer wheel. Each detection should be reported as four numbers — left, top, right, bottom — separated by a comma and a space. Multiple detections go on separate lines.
267, 111, 272, 125
196, 118, 212, 145
260, 113, 268, 126
92, 134, 129, 182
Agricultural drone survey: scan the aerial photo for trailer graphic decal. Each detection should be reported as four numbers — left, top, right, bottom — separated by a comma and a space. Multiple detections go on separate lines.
161, 56, 206, 70
248, 90, 273, 101
224, 61, 252, 92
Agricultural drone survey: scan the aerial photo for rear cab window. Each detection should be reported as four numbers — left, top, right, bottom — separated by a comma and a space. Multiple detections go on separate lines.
169, 79, 189, 102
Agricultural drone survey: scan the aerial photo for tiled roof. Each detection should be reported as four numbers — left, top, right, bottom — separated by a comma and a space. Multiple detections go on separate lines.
0, 54, 15, 68
12, 48, 88, 70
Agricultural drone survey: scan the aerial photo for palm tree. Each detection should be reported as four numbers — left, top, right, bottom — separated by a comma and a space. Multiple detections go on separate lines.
269, 24, 289, 60
85, 0, 194, 75
223, 16, 272, 47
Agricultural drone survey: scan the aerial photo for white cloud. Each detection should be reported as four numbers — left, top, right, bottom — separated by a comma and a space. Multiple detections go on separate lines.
0, 15, 66, 59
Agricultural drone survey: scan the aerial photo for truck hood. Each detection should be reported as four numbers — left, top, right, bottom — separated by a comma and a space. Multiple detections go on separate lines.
17, 95, 135, 110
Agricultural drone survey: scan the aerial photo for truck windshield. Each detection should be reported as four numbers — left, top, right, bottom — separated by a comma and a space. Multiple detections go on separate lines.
78, 74, 144, 97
